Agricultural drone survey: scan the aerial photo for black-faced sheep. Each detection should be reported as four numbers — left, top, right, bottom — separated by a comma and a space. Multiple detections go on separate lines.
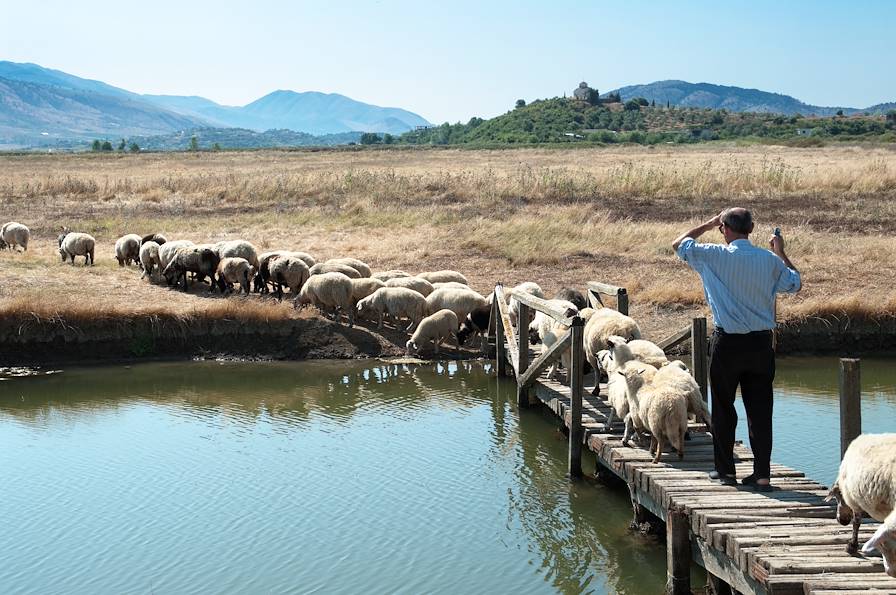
163, 247, 220, 290
554, 287, 588, 311
114, 234, 142, 267
406, 309, 460, 356
216, 257, 256, 295
826, 433, 896, 572
58, 232, 95, 265
357, 287, 427, 332
1, 222, 30, 251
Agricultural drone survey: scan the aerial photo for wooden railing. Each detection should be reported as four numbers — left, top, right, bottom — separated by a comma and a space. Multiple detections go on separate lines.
586, 281, 628, 315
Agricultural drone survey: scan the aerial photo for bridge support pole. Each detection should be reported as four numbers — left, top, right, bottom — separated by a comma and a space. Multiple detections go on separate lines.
517, 302, 531, 407
839, 358, 861, 458
495, 298, 507, 377
568, 318, 585, 478
666, 505, 691, 595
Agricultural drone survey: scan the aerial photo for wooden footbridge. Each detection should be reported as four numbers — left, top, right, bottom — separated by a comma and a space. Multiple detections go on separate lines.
487, 282, 895, 595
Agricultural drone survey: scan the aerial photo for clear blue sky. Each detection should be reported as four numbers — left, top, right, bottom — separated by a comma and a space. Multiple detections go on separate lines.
3, 0, 893, 123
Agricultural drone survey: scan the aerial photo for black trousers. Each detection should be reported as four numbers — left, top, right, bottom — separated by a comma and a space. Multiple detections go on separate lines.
709, 329, 775, 478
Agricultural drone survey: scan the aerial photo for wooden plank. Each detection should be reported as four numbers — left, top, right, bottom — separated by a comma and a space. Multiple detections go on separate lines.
517, 301, 530, 407
494, 297, 507, 377
568, 319, 585, 478
511, 291, 579, 324
839, 358, 861, 458
658, 325, 692, 351
494, 284, 519, 373
518, 330, 571, 388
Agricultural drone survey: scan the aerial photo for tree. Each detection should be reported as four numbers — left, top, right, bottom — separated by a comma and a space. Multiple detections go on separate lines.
651, 99, 656, 107
128, 142, 140, 153
118, 138, 126, 151
515, 99, 526, 109
359, 132, 381, 145
189, 135, 199, 151
212, 143, 222, 151
836, 109, 844, 117
382, 133, 394, 145
886, 110, 896, 123
635, 97, 649, 106
624, 99, 642, 111
91, 140, 102, 151
586, 88, 600, 106
101, 141, 113, 151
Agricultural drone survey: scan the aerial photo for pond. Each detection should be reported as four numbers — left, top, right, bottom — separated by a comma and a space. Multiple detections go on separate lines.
1, 356, 894, 594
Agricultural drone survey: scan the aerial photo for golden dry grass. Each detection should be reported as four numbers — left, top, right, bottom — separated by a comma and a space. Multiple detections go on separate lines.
2, 144, 895, 341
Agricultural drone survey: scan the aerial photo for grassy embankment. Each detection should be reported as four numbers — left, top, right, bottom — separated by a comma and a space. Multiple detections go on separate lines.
1, 144, 895, 350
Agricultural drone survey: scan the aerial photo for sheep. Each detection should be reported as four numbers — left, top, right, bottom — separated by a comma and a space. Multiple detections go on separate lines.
297, 272, 354, 325
268, 256, 310, 299
162, 247, 220, 290
554, 287, 588, 311
141, 233, 167, 246
406, 309, 460, 356
216, 257, 256, 295
158, 240, 195, 270
350, 277, 387, 305
309, 262, 362, 278
139, 241, 161, 279
326, 257, 371, 278
357, 287, 427, 332
528, 299, 578, 345
584, 308, 642, 396
386, 276, 435, 297
652, 362, 711, 430
825, 433, 896, 572
457, 301, 493, 346
1, 222, 30, 251
432, 281, 471, 291
618, 359, 691, 461
617, 361, 659, 446
508, 282, 544, 328
114, 233, 142, 267
371, 270, 411, 282
425, 287, 489, 321
417, 270, 469, 285
57, 232, 95, 265
215, 240, 259, 269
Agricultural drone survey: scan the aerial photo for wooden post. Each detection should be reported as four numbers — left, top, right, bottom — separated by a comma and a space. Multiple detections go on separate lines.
568, 317, 585, 478
691, 317, 708, 402
616, 288, 629, 316
666, 505, 691, 595
517, 302, 530, 407
839, 358, 861, 458
495, 296, 507, 378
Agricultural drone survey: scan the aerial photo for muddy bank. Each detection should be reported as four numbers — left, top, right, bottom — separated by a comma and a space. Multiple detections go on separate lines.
1, 313, 894, 367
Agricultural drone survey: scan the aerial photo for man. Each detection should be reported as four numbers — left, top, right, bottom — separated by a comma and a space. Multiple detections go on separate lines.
672, 208, 800, 491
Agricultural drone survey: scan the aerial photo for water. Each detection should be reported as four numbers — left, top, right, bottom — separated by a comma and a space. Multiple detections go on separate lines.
1, 357, 894, 594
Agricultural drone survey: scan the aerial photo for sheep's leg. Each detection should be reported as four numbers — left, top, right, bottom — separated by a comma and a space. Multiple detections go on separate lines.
622, 414, 633, 445
652, 436, 663, 464
847, 510, 864, 555
454, 333, 460, 358
677, 434, 685, 460
649, 436, 658, 456
377, 312, 384, 330
605, 409, 615, 429
587, 352, 601, 396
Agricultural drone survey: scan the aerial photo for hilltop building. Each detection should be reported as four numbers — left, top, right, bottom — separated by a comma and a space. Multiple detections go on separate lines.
573, 82, 592, 101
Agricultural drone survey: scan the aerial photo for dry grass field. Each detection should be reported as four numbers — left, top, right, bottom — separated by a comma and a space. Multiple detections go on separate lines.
2, 143, 895, 345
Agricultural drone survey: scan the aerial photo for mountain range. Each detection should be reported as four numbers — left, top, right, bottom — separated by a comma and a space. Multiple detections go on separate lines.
0, 61, 430, 148
607, 80, 895, 116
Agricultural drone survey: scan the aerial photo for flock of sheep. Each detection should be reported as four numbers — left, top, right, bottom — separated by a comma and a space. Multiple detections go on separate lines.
3, 220, 894, 575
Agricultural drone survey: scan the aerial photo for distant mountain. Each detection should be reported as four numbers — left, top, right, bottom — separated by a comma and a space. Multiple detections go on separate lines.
0, 61, 431, 147
607, 80, 893, 116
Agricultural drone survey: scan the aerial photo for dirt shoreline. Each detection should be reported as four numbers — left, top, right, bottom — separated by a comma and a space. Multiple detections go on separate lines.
1, 312, 894, 367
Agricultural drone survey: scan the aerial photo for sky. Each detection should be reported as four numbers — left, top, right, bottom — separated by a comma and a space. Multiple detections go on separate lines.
2, 0, 894, 124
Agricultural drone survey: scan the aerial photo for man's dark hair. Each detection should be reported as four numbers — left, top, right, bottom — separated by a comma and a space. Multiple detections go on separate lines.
722, 209, 753, 234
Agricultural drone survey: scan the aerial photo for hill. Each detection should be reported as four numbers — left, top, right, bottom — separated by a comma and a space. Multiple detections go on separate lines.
608, 80, 892, 116
0, 61, 431, 147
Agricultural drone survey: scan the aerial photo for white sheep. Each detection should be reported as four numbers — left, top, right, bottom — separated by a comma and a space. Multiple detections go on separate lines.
1, 222, 30, 251
309, 261, 362, 278
141, 233, 167, 246
528, 299, 578, 345
269, 255, 310, 299
215, 240, 259, 268
826, 433, 896, 573
425, 287, 489, 321
297, 272, 354, 325
371, 270, 411, 282
216, 257, 256, 295
617, 361, 659, 446
652, 363, 711, 430
327, 257, 371, 278
350, 277, 387, 305
57, 232, 95, 265
386, 276, 435, 296
139, 241, 161, 280
406, 309, 460, 356
619, 361, 687, 461
584, 308, 642, 396
507, 281, 544, 327
114, 233, 142, 267
357, 287, 427, 332
432, 281, 471, 291
158, 240, 195, 270
417, 270, 469, 285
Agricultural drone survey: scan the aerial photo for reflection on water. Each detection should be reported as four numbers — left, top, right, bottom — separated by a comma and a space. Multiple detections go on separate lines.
0, 359, 667, 595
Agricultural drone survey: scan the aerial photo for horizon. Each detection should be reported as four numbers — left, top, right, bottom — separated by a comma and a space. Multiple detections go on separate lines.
3, 0, 894, 123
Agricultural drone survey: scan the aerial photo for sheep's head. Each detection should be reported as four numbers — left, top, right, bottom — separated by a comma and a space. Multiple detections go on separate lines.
862, 523, 896, 578
824, 483, 855, 526
405, 340, 418, 355
597, 349, 613, 373
606, 335, 628, 350
0, 238, 7, 250
162, 263, 177, 285
619, 362, 657, 395
57, 233, 67, 247
457, 320, 475, 346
